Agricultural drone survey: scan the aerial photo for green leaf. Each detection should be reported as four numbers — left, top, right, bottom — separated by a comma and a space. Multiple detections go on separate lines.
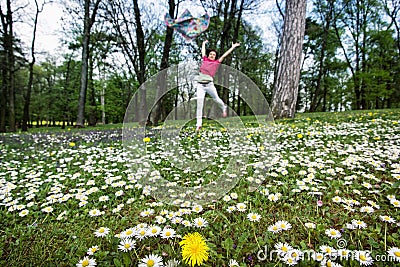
122, 253, 131, 266
367, 237, 380, 249
300, 241, 308, 250
113, 258, 122, 267
222, 237, 234, 250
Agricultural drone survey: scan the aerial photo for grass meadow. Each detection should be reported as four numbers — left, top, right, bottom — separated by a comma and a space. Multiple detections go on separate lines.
1, 109, 399, 267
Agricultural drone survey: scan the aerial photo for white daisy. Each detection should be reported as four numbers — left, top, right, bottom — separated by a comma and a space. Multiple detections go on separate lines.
135, 228, 149, 240
228, 259, 239, 266
87, 246, 99, 255
387, 247, 400, 262
94, 227, 110, 238
354, 250, 373, 266
19, 209, 29, 217
387, 195, 396, 201
321, 259, 342, 267
118, 238, 136, 252
193, 217, 208, 228
171, 217, 182, 224
42, 206, 54, 213
76, 256, 96, 267
390, 199, 400, 207
282, 254, 297, 266
337, 249, 351, 260
320, 245, 336, 256
332, 196, 342, 203
223, 195, 231, 202
98, 195, 109, 202
360, 206, 374, 213
325, 228, 342, 239
192, 204, 203, 213
121, 228, 136, 238
88, 209, 102, 217
247, 212, 261, 222
155, 215, 167, 224
305, 222, 316, 229
351, 219, 367, 229
147, 225, 161, 237
380, 215, 396, 224
288, 249, 303, 261
138, 254, 163, 267
236, 202, 247, 212
160, 227, 176, 239
276, 220, 292, 231
140, 208, 154, 217
274, 242, 293, 256
226, 206, 236, 213
267, 193, 280, 202
313, 252, 324, 261
268, 224, 281, 233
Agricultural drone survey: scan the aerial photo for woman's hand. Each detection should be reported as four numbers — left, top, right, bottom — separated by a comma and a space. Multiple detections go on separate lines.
232, 42, 240, 48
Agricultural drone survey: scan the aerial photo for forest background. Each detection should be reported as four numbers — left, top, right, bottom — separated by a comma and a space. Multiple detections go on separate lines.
1, 0, 400, 133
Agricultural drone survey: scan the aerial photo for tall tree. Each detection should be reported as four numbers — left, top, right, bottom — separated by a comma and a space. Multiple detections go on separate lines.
271, 0, 307, 119
333, 0, 382, 110
105, 0, 161, 123
22, 0, 46, 131
76, 0, 102, 128
0, 0, 16, 132
308, 0, 335, 112
151, 0, 177, 126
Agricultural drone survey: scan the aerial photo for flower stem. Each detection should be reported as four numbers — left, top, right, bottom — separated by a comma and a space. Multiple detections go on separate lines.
384, 223, 387, 251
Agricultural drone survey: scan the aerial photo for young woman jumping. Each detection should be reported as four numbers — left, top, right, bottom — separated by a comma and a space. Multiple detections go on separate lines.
195, 40, 240, 131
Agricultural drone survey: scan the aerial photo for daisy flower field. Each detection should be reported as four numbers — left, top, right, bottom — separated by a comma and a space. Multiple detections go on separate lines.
0, 109, 399, 266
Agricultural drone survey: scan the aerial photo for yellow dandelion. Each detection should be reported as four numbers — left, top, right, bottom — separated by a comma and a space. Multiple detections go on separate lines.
180, 232, 209, 267
143, 137, 151, 142
297, 133, 303, 138
69, 142, 75, 147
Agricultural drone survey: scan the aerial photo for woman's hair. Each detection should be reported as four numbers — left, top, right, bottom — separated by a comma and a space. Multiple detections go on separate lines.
206, 48, 218, 59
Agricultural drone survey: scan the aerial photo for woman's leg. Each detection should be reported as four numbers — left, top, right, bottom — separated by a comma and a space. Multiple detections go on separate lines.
205, 83, 227, 116
196, 83, 206, 128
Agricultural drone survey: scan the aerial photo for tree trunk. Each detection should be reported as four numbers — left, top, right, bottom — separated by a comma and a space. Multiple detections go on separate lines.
76, 0, 101, 127
219, 0, 238, 106
310, 1, 333, 112
88, 54, 97, 126
132, 0, 147, 123
152, 0, 175, 126
0, 0, 16, 132
271, 0, 307, 119
22, 0, 42, 132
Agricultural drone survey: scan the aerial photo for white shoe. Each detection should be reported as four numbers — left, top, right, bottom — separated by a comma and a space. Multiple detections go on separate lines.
222, 106, 228, 118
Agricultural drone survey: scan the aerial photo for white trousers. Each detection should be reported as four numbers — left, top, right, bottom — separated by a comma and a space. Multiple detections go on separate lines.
196, 82, 226, 127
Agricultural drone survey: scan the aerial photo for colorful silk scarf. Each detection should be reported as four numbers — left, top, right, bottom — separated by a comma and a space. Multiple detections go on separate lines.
165, 9, 210, 40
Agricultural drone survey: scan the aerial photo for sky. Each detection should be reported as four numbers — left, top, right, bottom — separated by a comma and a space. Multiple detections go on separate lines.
15, 0, 282, 62
15, 1, 65, 59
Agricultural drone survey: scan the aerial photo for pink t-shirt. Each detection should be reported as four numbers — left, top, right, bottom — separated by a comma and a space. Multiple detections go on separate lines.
199, 56, 221, 77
